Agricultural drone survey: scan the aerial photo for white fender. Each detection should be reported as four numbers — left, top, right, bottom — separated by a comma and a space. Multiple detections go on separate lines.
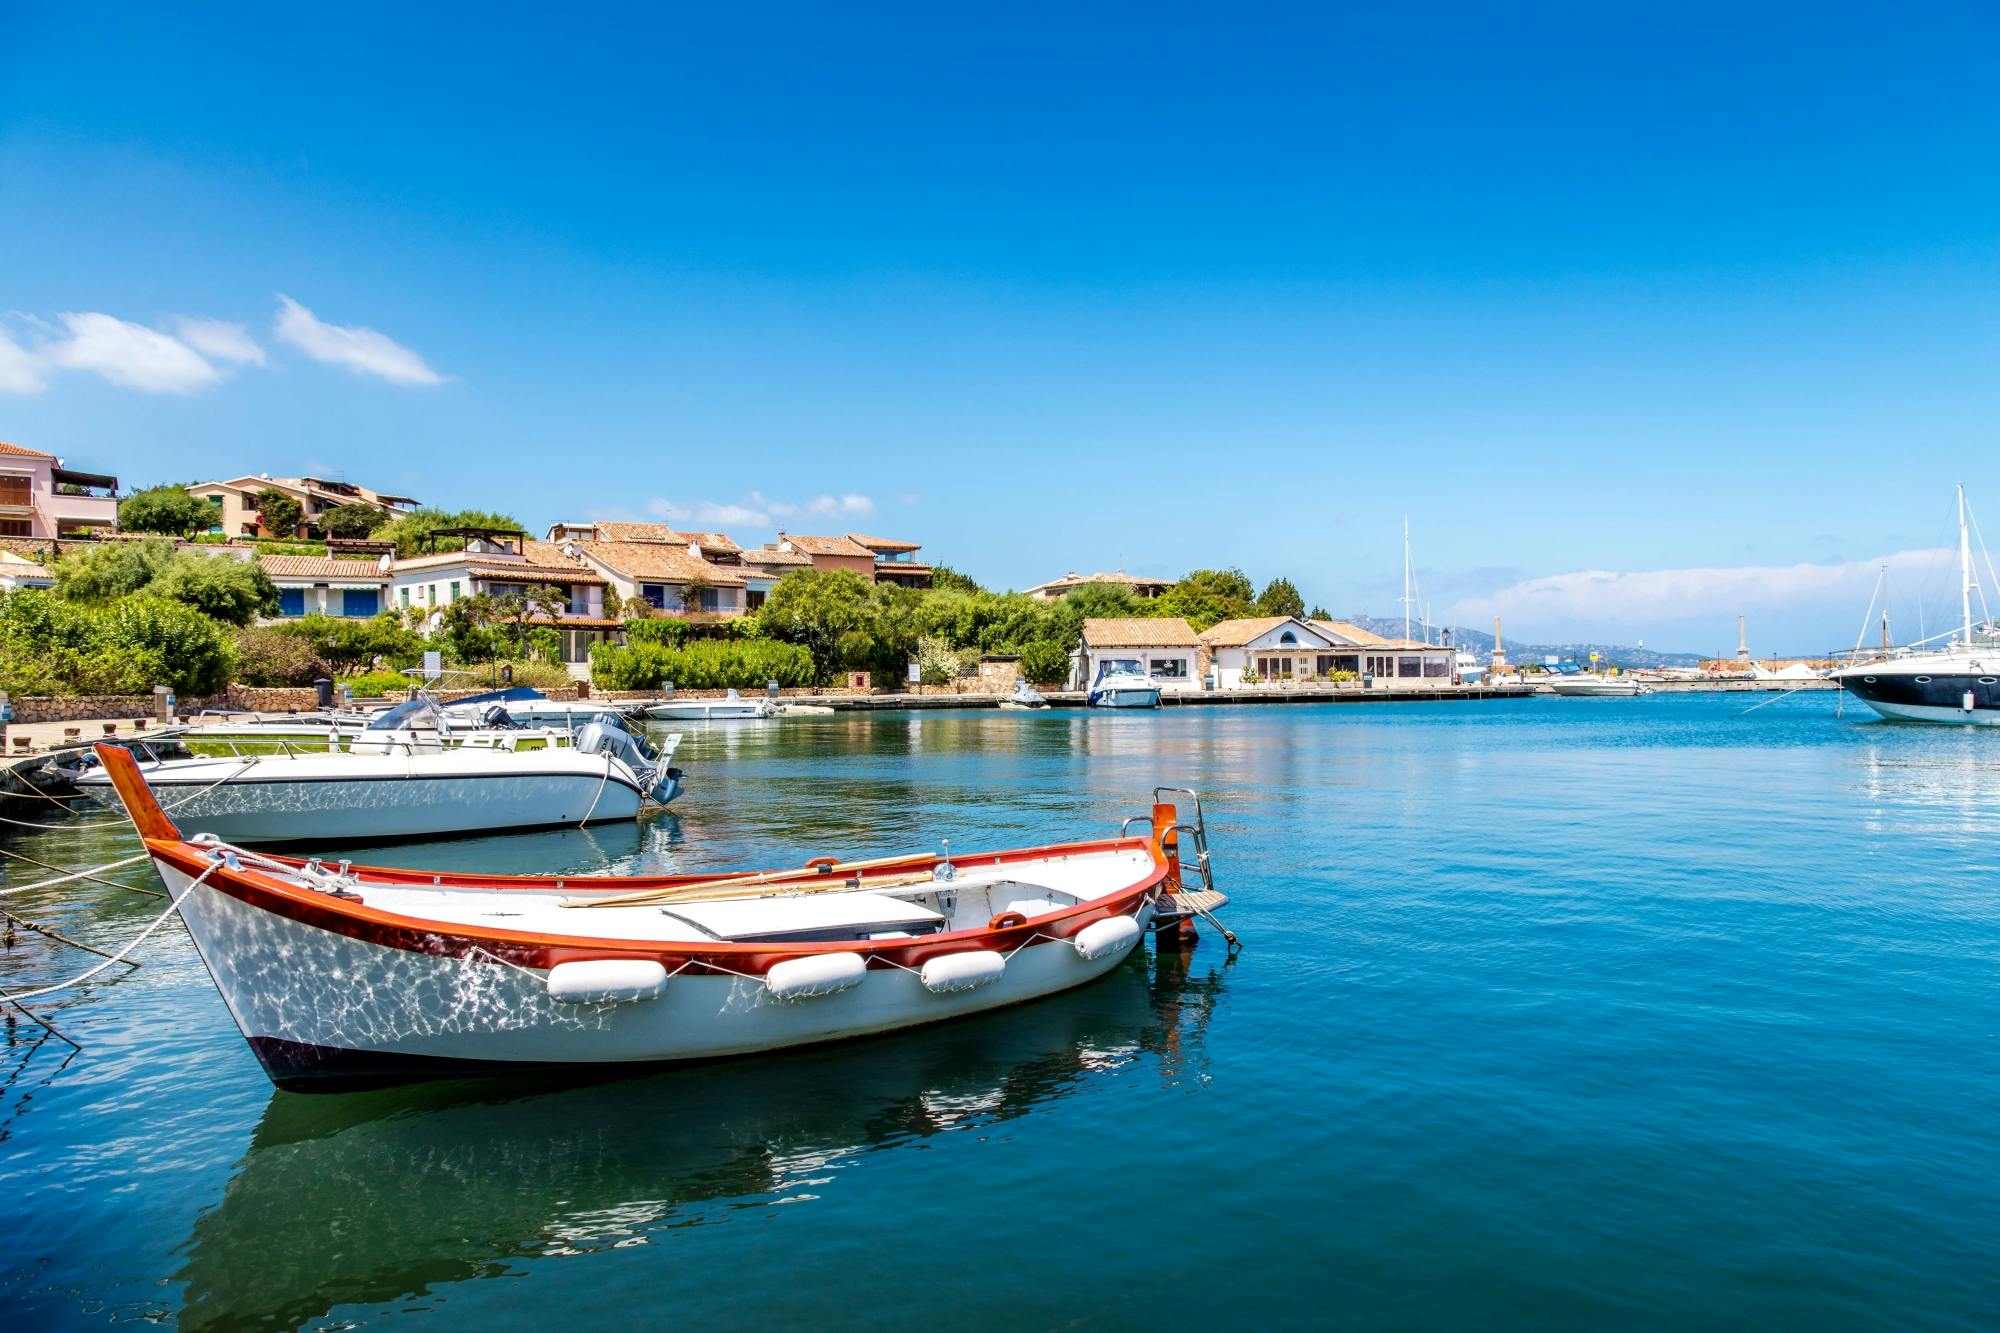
920, 950, 1006, 994
1072, 914, 1141, 961
765, 952, 868, 1001
546, 959, 668, 1004
1965, 690, 1977, 712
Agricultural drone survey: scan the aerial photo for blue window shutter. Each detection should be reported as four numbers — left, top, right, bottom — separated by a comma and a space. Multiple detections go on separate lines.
278, 587, 305, 617
345, 588, 380, 618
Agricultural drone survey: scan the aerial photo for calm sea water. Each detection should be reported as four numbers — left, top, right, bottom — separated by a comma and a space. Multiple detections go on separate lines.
3, 693, 1999, 1330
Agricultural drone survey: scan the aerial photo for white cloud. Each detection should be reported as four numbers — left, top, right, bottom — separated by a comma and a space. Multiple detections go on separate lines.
174, 316, 266, 366
800, 492, 874, 518
273, 294, 442, 386
0, 329, 47, 395
46, 312, 221, 393
1449, 547, 1964, 649
645, 491, 880, 532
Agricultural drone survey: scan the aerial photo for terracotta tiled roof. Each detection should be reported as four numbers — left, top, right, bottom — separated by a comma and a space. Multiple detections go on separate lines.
1311, 619, 1388, 646
1082, 617, 1199, 649
464, 564, 607, 587
847, 533, 921, 553
521, 540, 591, 568
1198, 616, 1328, 648
678, 530, 741, 555
576, 540, 747, 586
593, 521, 682, 544
0, 441, 54, 459
741, 546, 813, 568
779, 532, 874, 558
1025, 570, 1174, 596
874, 560, 933, 574
257, 555, 390, 582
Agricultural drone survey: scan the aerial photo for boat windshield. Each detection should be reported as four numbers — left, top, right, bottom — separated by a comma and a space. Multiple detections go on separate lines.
364, 698, 440, 731
1096, 658, 1144, 681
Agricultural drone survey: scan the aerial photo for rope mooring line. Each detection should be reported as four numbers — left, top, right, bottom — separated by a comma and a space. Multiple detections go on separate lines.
0, 858, 218, 1004
0, 848, 166, 900
0, 853, 152, 899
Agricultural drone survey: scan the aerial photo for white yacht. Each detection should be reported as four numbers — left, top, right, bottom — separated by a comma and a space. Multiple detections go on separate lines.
1830, 485, 2000, 725
1088, 660, 1162, 709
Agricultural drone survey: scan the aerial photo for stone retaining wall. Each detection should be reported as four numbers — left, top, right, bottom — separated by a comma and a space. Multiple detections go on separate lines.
7, 693, 230, 724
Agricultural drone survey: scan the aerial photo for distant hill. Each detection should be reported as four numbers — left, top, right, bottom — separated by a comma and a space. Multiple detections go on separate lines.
1336, 615, 1705, 669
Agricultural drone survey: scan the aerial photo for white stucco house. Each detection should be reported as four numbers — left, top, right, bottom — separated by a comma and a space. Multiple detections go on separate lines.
1069, 617, 1205, 692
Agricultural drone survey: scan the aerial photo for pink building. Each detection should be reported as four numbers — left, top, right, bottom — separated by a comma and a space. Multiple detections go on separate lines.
0, 441, 119, 539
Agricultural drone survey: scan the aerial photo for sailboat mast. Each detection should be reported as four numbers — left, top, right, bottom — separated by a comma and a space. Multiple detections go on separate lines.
1402, 517, 1411, 643
1960, 483, 1975, 647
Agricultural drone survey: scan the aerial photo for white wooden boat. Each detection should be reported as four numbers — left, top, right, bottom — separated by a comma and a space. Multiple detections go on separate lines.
94, 747, 1219, 1090
1088, 660, 1162, 708
642, 688, 776, 721
78, 719, 683, 846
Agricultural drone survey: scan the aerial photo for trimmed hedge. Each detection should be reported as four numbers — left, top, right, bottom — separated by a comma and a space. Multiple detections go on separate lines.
592, 638, 813, 691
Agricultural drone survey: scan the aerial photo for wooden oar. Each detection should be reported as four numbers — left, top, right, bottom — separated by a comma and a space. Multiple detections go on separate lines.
563, 851, 939, 909
636, 869, 942, 910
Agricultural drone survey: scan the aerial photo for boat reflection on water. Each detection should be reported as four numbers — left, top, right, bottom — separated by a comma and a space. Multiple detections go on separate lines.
175, 951, 1227, 1330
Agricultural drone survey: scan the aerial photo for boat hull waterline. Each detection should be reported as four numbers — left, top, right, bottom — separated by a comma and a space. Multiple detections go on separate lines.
77, 753, 668, 845
1832, 665, 2000, 726
94, 746, 1188, 1089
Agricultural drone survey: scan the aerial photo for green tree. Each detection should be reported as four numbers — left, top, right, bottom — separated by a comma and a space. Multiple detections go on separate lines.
1255, 576, 1306, 619
1017, 639, 1070, 686
118, 484, 216, 537
929, 565, 984, 595
50, 540, 275, 626
52, 539, 178, 602
252, 487, 304, 537
1155, 568, 1255, 631
1308, 605, 1330, 620
269, 613, 421, 675
377, 507, 526, 557
757, 569, 874, 684
435, 593, 503, 665
322, 502, 388, 539
96, 596, 235, 694
148, 554, 279, 626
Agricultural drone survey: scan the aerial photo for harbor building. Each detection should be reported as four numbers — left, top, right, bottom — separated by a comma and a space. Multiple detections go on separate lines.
1201, 615, 1458, 686
187, 475, 419, 540
0, 440, 120, 539
256, 555, 390, 620
1069, 617, 1205, 692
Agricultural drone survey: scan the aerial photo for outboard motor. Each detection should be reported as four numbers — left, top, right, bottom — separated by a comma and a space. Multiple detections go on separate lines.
481, 705, 521, 729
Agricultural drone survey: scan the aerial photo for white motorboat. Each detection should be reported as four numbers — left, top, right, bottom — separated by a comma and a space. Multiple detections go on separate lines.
80, 710, 684, 846
439, 688, 641, 730
94, 751, 1225, 1090
1831, 485, 2000, 725
642, 688, 776, 721
1087, 660, 1162, 709
998, 680, 1050, 710
1544, 670, 1649, 697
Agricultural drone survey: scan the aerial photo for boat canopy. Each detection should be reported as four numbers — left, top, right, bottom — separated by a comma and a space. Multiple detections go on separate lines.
365, 697, 443, 731
446, 687, 550, 709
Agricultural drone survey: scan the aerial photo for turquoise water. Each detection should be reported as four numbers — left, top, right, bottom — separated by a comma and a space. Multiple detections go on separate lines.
3, 694, 1999, 1330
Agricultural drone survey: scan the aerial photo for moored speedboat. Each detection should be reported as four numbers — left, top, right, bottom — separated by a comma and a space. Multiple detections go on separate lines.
643, 688, 777, 721
1545, 673, 1649, 697
998, 680, 1050, 710
79, 710, 684, 845
1087, 660, 1162, 709
93, 747, 1221, 1090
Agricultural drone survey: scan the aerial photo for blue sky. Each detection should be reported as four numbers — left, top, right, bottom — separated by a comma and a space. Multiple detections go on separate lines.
4, 3, 1999, 653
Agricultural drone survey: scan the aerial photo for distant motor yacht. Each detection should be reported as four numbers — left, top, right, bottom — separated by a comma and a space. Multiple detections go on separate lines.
1088, 660, 1162, 709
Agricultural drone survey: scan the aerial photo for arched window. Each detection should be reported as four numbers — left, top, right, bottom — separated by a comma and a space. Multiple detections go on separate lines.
1278, 631, 1297, 645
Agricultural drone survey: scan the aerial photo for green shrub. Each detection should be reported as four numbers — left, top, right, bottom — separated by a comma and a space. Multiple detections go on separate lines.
119, 484, 216, 538
1017, 640, 1070, 686
271, 613, 422, 675
452, 658, 573, 692
232, 625, 331, 686
341, 670, 413, 698
98, 596, 235, 694
592, 638, 813, 691
624, 618, 691, 648
915, 635, 958, 685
